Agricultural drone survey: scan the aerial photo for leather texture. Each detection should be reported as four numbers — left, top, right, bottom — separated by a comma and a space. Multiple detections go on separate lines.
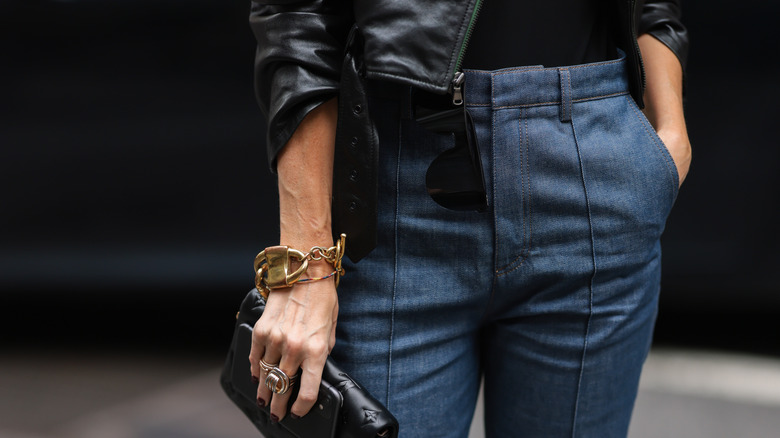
250, 0, 689, 170
249, 0, 690, 260
221, 289, 399, 438
638, 0, 690, 69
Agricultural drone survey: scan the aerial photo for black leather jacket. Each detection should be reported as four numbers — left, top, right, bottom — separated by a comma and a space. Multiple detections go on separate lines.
250, 0, 689, 259
250, 0, 687, 168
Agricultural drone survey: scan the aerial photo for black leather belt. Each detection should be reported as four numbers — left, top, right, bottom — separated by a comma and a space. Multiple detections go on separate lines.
332, 26, 378, 262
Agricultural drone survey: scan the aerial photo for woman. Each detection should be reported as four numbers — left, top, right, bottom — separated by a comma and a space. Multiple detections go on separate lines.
248, 0, 690, 436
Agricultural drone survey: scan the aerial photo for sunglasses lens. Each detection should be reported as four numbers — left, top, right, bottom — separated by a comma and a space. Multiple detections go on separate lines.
424, 108, 487, 211
415, 89, 487, 212
425, 139, 487, 211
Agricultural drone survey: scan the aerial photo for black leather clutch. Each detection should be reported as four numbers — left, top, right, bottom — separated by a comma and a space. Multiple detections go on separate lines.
220, 289, 399, 438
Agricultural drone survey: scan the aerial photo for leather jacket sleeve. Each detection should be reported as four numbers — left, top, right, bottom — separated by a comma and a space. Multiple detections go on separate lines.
637, 0, 689, 69
249, 0, 353, 171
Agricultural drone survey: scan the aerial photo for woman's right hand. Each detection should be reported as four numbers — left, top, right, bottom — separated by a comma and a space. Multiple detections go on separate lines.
249, 269, 339, 422
249, 97, 340, 422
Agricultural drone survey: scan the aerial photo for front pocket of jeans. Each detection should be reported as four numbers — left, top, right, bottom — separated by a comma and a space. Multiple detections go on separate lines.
624, 96, 680, 201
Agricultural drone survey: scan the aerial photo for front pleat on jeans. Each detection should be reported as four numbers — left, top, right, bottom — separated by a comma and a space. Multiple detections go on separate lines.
567, 107, 598, 437
384, 110, 404, 412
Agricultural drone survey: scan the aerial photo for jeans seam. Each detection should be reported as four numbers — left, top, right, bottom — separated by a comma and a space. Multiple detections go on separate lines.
490, 91, 631, 110
490, 75, 497, 270
488, 58, 623, 78
480, 102, 499, 324
496, 109, 531, 276
386, 115, 402, 410
569, 115, 597, 438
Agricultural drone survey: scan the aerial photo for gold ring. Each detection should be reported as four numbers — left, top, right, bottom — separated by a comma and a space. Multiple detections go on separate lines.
264, 367, 299, 395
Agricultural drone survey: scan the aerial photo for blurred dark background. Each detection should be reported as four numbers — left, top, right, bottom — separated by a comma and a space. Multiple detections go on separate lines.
0, 0, 275, 356
1, 0, 779, 359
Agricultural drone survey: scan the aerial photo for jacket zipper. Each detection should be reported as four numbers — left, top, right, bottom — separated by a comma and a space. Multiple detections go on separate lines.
450, 0, 484, 105
450, 71, 466, 105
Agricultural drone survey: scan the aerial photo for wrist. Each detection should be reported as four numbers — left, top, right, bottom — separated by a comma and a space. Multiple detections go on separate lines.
255, 234, 346, 299
278, 236, 334, 276
655, 125, 688, 144
279, 232, 333, 250
301, 259, 336, 277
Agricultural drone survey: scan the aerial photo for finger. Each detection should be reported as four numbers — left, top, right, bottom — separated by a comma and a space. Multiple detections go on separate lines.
290, 354, 327, 418
248, 323, 266, 389
263, 357, 300, 422
257, 351, 281, 411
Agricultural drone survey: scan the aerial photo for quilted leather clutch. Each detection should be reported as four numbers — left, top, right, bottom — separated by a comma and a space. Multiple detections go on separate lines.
220, 288, 399, 438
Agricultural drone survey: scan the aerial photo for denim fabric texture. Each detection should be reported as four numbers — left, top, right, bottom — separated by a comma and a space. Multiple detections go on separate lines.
331, 56, 679, 438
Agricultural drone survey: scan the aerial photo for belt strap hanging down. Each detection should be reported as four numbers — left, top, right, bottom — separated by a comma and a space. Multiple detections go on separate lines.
333, 25, 379, 262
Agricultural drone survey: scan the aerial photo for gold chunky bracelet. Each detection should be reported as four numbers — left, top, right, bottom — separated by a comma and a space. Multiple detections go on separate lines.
253, 233, 346, 299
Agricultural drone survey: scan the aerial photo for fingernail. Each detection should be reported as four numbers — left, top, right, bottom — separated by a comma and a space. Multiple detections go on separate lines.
290, 413, 300, 420
270, 414, 279, 424
251, 375, 259, 384
256, 397, 266, 408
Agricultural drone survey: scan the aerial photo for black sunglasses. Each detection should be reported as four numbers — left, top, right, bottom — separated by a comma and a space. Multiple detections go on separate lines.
415, 92, 487, 212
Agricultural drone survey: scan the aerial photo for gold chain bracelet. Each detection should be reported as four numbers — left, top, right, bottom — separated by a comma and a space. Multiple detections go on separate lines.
253, 234, 346, 299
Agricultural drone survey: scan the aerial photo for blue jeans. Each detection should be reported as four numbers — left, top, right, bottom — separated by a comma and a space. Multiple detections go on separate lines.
331, 56, 679, 437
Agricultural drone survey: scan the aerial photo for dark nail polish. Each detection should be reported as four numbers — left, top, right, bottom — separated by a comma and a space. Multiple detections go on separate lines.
251, 375, 259, 384
256, 398, 266, 408
270, 414, 279, 424
290, 413, 300, 420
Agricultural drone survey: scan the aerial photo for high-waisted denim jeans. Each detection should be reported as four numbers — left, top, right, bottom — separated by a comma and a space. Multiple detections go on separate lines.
331, 56, 679, 437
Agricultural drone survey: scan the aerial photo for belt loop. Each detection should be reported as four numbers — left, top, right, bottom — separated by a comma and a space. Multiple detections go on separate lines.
558, 68, 572, 123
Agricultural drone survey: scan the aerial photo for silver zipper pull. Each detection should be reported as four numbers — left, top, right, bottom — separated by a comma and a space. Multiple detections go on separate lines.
450, 71, 466, 106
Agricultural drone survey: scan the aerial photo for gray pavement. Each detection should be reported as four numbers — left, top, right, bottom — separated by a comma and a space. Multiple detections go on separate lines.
2, 349, 779, 438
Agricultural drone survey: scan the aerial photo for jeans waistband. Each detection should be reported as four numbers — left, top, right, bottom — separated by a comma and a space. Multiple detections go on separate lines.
463, 55, 630, 109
